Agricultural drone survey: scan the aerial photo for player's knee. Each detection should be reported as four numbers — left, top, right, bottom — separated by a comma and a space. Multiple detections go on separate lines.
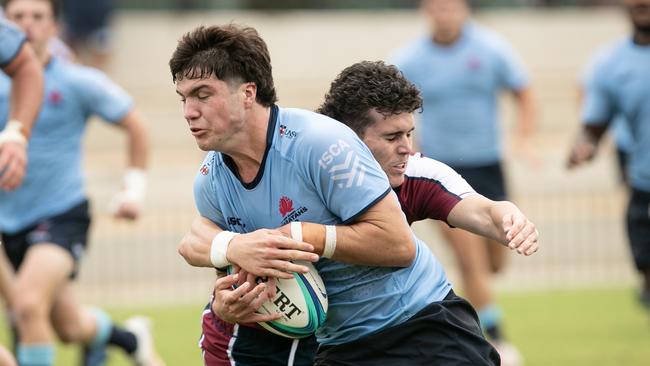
55, 323, 82, 344
13, 292, 48, 325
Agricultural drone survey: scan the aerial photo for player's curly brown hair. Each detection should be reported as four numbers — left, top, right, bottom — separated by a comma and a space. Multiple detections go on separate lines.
169, 24, 277, 107
317, 60, 422, 137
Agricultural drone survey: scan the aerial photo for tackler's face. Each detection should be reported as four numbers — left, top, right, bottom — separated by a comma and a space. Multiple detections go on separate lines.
624, 0, 650, 31
4, 0, 58, 53
361, 111, 415, 188
176, 75, 248, 152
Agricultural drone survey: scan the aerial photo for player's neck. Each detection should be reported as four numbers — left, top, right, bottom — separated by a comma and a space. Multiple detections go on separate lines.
224, 105, 272, 183
432, 29, 462, 46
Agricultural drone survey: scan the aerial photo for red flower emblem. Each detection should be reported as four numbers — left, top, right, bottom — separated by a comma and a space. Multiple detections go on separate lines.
48, 90, 62, 105
279, 196, 294, 217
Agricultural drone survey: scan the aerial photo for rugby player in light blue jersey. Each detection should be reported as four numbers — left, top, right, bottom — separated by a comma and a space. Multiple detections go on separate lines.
0, 16, 43, 192
0, 1, 162, 365
390, 1, 536, 363
568, 0, 650, 312
172, 26, 538, 366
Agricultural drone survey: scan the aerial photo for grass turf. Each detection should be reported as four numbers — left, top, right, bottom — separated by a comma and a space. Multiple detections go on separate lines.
0, 286, 648, 365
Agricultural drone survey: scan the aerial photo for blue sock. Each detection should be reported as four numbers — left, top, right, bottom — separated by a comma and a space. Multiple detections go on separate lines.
478, 303, 503, 340
17, 343, 54, 366
89, 308, 113, 348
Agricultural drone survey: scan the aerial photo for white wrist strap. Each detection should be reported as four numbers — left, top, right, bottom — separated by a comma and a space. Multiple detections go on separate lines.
323, 225, 336, 259
290, 221, 302, 241
122, 168, 147, 202
0, 120, 27, 146
210, 231, 239, 269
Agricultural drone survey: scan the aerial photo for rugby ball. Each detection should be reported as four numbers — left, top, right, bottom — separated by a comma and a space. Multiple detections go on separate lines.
229, 223, 328, 338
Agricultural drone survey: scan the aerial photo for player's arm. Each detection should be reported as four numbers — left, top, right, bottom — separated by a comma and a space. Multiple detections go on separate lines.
447, 196, 539, 256
293, 193, 416, 267
109, 109, 149, 220
566, 123, 609, 168
0, 43, 44, 191
511, 86, 538, 165
178, 215, 319, 277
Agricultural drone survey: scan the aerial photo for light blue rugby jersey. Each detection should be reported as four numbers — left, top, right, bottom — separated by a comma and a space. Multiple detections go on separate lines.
194, 106, 452, 346
581, 54, 633, 154
0, 18, 25, 67
0, 57, 133, 233
582, 38, 650, 191
392, 23, 529, 167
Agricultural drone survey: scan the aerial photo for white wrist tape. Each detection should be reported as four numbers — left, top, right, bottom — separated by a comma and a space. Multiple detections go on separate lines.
122, 168, 147, 202
290, 221, 302, 241
323, 225, 336, 259
210, 231, 239, 269
0, 120, 27, 146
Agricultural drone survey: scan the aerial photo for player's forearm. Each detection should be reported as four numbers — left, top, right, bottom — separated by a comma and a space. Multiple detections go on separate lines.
301, 194, 416, 267
6, 45, 44, 135
514, 87, 536, 141
178, 216, 222, 267
120, 109, 149, 169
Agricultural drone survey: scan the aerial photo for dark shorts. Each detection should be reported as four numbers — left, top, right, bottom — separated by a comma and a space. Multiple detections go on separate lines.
1, 200, 90, 279
626, 189, 650, 271
200, 301, 318, 366
451, 162, 508, 201
616, 148, 629, 185
61, 0, 114, 48
314, 289, 499, 366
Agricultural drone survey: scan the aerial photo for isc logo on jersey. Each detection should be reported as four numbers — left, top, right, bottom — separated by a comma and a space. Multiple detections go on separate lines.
318, 139, 366, 188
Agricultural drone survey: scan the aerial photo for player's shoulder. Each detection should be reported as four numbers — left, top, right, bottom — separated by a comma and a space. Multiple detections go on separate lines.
590, 38, 630, 70
468, 23, 515, 55
276, 106, 358, 146
194, 151, 226, 181
405, 153, 457, 180
390, 35, 430, 68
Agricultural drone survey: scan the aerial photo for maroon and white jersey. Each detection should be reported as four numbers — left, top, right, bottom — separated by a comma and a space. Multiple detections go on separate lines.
395, 153, 477, 225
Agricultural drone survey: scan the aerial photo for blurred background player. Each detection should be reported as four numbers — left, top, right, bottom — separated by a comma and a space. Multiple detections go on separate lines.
60, 0, 114, 69
391, 0, 537, 363
0, 16, 43, 192
0, 14, 43, 366
0, 0, 162, 365
568, 0, 650, 311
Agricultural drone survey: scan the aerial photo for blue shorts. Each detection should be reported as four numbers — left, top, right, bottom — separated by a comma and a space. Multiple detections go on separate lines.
627, 188, 650, 271
1, 199, 90, 279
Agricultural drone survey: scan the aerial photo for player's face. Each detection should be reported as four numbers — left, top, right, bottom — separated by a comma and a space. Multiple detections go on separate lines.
624, 0, 650, 31
422, 0, 468, 35
176, 76, 247, 152
4, 0, 57, 53
361, 111, 414, 188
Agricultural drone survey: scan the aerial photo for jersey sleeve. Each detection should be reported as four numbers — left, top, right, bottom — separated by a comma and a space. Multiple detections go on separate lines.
299, 120, 392, 223
193, 153, 227, 230
494, 39, 529, 91
581, 55, 615, 126
405, 155, 476, 223
76, 67, 133, 124
0, 19, 26, 67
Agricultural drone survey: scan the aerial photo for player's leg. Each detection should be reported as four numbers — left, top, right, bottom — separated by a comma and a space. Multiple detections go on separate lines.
12, 243, 74, 366
0, 248, 19, 353
486, 238, 508, 274
625, 188, 650, 309
0, 345, 17, 366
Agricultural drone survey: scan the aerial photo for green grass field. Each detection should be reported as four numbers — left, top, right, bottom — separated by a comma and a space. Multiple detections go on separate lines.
1, 286, 648, 365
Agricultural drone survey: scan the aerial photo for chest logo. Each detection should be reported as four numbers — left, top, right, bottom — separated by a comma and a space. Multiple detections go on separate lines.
279, 196, 308, 225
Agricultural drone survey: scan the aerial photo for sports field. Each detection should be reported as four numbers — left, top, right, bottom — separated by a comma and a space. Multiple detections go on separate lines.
1, 287, 648, 365
10, 6, 649, 365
